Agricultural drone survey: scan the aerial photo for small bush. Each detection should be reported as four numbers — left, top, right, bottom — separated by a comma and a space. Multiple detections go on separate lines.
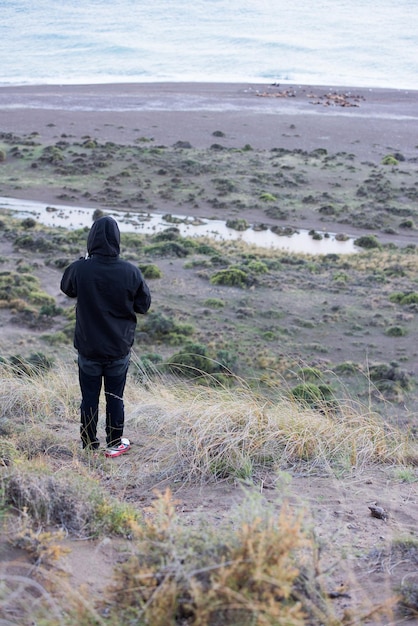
400, 292, 418, 305
246, 259, 268, 274
41, 331, 69, 345
389, 292, 407, 304
105, 490, 324, 626
3, 466, 139, 537
39, 302, 63, 317
354, 235, 382, 249
21, 217, 37, 229
399, 219, 415, 229
297, 366, 323, 381
140, 263, 162, 279
28, 291, 56, 307
167, 342, 237, 378
151, 228, 180, 242
369, 363, 411, 394
385, 325, 407, 337
144, 241, 190, 257
226, 218, 249, 231
140, 312, 194, 342
289, 382, 333, 408
8, 352, 54, 376
210, 267, 250, 288
204, 298, 225, 308
259, 192, 277, 202
334, 361, 359, 375
382, 154, 399, 166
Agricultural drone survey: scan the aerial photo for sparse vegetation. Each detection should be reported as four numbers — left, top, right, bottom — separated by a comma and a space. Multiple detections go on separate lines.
1, 122, 418, 624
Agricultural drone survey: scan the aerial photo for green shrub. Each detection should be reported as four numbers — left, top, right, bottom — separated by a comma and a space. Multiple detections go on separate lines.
210, 267, 250, 288
21, 217, 37, 229
151, 228, 180, 242
144, 241, 190, 257
3, 465, 139, 537
8, 352, 54, 376
226, 218, 249, 231
40, 145, 64, 164
140, 312, 194, 342
369, 363, 411, 390
297, 366, 323, 381
204, 298, 225, 308
39, 302, 63, 317
140, 264, 162, 279
166, 342, 237, 378
259, 192, 277, 202
167, 343, 212, 377
132, 353, 164, 380
354, 235, 382, 249
389, 292, 407, 304
247, 260, 268, 274
289, 382, 333, 407
52, 257, 73, 269
400, 292, 418, 305
41, 331, 69, 345
28, 291, 56, 306
399, 219, 415, 229
0, 271, 38, 301
333, 271, 349, 283
334, 362, 359, 375
14, 234, 56, 252
385, 325, 407, 337
382, 154, 399, 166
194, 243, 219, 255
82, 139, 98, 149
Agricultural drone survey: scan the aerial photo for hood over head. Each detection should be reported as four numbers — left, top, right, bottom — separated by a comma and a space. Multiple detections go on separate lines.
87, 216, 120, 257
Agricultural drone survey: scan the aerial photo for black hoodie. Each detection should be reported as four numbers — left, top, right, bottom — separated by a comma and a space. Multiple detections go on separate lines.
60, 216, 151, 361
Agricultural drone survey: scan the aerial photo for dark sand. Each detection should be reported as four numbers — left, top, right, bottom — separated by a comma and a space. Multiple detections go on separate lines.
1, 82, 417, 160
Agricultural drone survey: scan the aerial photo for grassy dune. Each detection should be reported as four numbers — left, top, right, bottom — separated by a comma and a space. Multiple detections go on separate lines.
1, 358, 418, 625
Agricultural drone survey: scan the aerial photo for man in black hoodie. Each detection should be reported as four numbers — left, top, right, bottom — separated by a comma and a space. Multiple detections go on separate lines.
60, 215, 151, 457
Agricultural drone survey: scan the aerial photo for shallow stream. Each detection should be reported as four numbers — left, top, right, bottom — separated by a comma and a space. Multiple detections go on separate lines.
0, 196, 358, 255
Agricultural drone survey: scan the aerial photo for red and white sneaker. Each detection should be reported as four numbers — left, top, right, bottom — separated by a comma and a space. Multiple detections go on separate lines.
105, 437, 131, 458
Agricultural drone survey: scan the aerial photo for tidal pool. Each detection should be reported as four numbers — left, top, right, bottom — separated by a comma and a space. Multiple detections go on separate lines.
0, 197, 358, 255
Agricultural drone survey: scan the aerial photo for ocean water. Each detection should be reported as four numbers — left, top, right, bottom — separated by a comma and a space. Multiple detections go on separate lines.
0, 0, 417, 89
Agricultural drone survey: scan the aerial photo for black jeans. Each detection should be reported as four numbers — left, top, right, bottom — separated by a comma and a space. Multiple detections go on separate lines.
78, 353, 130, 449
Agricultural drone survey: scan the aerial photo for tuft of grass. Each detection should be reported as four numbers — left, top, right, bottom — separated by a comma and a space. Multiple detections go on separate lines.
139, 263, 163, 279
382, 154, 399, 166
3, 462, 140, 538
122, 375, 417, 479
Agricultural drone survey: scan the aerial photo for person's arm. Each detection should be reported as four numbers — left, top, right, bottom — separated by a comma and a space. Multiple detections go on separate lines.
134, 275, 151, 314
60, 263, 78, 298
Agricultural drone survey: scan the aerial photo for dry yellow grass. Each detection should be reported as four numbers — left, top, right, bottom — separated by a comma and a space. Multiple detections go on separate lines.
1, 359, 417, 625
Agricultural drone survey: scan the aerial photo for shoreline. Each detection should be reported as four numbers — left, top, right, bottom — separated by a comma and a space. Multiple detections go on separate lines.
1, 81, 417, 155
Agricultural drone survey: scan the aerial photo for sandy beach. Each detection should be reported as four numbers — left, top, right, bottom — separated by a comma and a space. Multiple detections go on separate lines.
1, 81, 417, 158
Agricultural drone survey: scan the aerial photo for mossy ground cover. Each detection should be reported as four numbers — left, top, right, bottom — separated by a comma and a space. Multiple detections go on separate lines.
1, 132, 418, 237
